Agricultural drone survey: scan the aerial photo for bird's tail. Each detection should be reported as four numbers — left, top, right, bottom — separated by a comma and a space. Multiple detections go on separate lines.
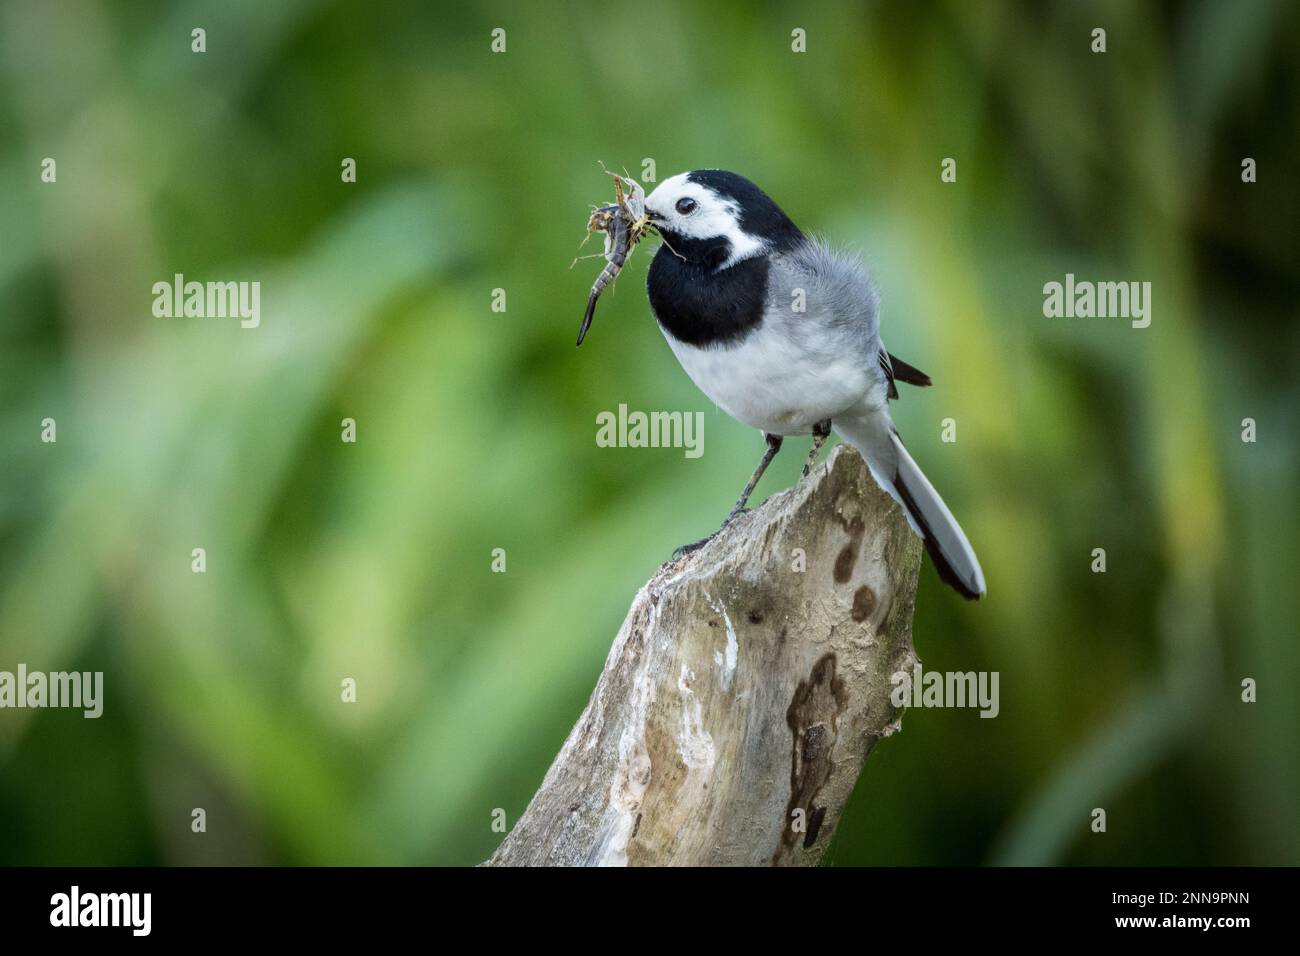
833, 408, 986, 600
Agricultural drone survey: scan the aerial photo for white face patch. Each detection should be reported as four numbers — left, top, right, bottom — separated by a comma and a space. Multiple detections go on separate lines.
646, 172, 767, 269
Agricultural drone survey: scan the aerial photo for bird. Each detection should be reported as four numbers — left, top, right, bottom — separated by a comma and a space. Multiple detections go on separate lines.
638, 169, 985, 599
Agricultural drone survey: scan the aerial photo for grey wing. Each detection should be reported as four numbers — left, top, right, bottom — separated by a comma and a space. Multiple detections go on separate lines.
772, 238, 933, 400
767, 236, 906, 411
767, 237, 881, 361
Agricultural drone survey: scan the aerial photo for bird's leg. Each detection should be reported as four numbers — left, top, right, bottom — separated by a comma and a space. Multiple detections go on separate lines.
802, 419, 831, 477
673, 433, 783, 558
724, 432, 783, 524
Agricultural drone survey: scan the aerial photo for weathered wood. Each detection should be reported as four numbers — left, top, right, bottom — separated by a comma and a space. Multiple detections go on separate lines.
487, 444, 922, 866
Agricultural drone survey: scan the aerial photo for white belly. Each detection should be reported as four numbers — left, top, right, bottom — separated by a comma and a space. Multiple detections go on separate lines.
662, 322, 878, 435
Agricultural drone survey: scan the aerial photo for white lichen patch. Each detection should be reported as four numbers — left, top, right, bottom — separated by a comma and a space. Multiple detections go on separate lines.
590, 609, 658, 865
595, 735, 652, 866
706, 593, 740, 692
720, 607, 738, 689
676, 665, 716, 770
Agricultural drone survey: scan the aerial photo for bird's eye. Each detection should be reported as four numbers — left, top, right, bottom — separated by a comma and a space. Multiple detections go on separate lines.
675, 197, 698, 215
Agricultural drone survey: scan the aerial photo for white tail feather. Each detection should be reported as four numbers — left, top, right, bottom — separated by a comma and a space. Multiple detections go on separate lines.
833, 409, 986, 599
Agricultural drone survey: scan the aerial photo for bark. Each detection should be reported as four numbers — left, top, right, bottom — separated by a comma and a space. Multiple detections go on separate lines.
486, 444, 923, 866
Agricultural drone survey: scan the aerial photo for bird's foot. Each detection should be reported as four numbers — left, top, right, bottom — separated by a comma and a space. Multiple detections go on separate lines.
671, 535, 715, 560
671, 508, 751, 559
802, 420, 832, 478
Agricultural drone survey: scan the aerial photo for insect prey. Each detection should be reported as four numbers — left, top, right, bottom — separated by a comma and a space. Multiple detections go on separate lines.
573, 166, 650, 347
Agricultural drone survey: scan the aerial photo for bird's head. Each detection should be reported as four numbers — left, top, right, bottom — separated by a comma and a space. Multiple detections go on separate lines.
645, 170, 803, 269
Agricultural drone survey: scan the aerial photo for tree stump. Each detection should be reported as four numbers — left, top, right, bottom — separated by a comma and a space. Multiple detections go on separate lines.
487, 444, 923, 866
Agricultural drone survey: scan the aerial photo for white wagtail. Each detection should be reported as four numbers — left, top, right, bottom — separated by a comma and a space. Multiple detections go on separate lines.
638, 169, 985, 599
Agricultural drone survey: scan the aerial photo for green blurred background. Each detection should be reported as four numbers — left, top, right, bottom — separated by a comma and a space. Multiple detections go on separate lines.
1, 0, 1296, 866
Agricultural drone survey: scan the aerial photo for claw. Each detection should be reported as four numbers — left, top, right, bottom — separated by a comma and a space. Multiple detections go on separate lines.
672, 535, 715, 560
